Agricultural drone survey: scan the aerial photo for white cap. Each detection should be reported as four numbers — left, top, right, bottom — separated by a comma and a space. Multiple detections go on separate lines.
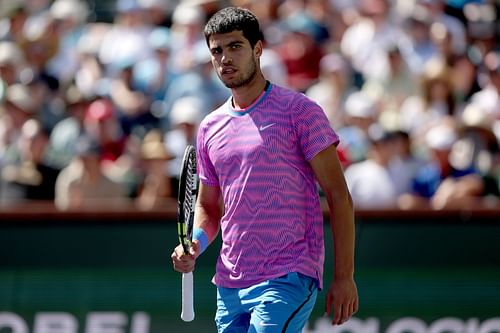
5, 84, 35, 112
76, 33, 102, 54
0, 41, 24, 67
172, 4, 204, 25
461, 102, 492, 130
344, 91, 376, 118
149, 27, 171, 51
50, 0, 89, 23
138, 0, 170, 10
170, 96, 204, 126
320, 53, 347, 74
425, 125, 457, 151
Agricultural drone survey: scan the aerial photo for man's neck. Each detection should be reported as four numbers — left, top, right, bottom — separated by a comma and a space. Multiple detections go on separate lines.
231, 76, 268, 109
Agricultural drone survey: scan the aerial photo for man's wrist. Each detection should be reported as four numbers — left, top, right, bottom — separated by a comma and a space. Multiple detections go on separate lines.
193, 227, 209, 254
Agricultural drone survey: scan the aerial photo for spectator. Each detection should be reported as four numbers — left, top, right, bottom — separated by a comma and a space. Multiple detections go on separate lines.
364, 43, 420, 130
468, 51, 500, 123
400, 10, 439, 75
55, 136, 129, 210
340, 0, 406, 84
73, 27, 108, 97
46, 0, 90, 84
260, 40, 288, 88
49, 84, 95, 168
135, 129, 175, 210
83, 98, 127, 164
133, 27, 178, 104
344, 124, 399, 209
137, 0, 172, 27
275, 11, 324, 91
164, 96, 204, 197
399, 123, 483, 209
161, 43, 229, 130
388, 130, 425, 197
169, 3, 207, 73
337, 90, 378, 165
0, 119, 60, 204
0, 2, 29, 43
458, 103, 500, 199
19, 12, 59, 76
306, 52, 354, 130
109, 59, 156, 136
0, 41, 25, 85
428, 20, 478, 103
416, 0, 467, 57
464, 2, 497, 62
24, 71, 64, 133
399, 58, 457, 143
0, 84, 35, 151
97, 0, 153, 72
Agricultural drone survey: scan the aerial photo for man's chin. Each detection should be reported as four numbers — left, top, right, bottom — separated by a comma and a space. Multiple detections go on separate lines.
223, 81, 242, 89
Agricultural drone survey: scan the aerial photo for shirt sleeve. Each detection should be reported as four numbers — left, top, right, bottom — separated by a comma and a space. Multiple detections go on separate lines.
292, 94, 340, 161
196, 120, 220, 187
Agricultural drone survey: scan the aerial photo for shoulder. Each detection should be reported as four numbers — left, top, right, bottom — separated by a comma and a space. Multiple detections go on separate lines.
270, 84, 322, 113
271, 84, 312, 101
197, 99, 230, 137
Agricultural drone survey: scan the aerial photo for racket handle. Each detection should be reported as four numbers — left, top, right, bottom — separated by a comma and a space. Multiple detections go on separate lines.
181, 272, 195, 322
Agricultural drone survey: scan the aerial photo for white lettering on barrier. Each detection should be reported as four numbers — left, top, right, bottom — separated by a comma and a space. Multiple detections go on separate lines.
0, 312, 149, 333
34, 313, 78, 333
85, 312, 127, 333
307, 317, 500, 333
429, 318, 470, 333
479, 318, 500, 333
304, 317, 380, 333
129, 312, 150, 333
1, 313, 499, 333
0, 312, 28, 333
387, 317, 427, 333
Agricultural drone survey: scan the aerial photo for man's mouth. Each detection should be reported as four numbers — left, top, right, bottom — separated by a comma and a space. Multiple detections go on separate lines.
222, 67, 237, 75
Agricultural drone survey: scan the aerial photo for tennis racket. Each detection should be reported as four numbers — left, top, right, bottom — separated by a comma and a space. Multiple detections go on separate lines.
177, 145, 198, 322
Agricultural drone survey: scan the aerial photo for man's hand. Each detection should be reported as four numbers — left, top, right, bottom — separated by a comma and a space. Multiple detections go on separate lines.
171, 240, 201, 273
325, 276, 359, 325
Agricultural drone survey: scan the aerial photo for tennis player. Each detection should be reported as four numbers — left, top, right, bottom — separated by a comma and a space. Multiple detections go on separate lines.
171, 7, 358, 332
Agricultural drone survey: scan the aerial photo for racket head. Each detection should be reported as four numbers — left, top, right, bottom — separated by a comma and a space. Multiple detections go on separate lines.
177, 145, 198, 255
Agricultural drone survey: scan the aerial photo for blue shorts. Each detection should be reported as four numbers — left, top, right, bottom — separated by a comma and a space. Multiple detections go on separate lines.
215, 272, 318, 333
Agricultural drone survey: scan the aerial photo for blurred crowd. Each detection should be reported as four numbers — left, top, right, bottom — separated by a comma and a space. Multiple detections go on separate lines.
0, 0, 499, 211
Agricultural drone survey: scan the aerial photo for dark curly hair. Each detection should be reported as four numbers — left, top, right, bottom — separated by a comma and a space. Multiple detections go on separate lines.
203, 7, 264, 49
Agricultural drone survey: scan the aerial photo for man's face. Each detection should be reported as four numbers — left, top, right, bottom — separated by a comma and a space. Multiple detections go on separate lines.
208, 30, 261, 89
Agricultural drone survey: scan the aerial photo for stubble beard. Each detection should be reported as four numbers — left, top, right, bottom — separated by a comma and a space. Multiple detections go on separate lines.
220, 58, 258, 89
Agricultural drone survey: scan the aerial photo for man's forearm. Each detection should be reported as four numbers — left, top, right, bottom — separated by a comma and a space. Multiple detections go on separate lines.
194, 203, 222, 245
328, 194, 356, 279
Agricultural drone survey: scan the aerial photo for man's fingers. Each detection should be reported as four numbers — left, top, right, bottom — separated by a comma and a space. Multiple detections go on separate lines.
332, 302, 344, 325
171, 244, 196, 273
324, 289, 333, 316
331, 297, 359, 325
352, 297, 359, 315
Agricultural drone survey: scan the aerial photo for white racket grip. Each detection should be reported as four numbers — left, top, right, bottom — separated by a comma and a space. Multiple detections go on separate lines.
181, 272, 195, 321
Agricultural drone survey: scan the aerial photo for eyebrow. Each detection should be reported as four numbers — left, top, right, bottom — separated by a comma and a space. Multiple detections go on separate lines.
210, 39, 245, 52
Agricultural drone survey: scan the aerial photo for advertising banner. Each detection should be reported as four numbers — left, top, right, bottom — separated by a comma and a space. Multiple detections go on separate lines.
1, 213, 499, 333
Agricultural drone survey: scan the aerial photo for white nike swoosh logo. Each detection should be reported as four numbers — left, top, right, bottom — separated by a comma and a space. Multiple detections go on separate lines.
259, 321, 278, 326
259, 123, 276, 131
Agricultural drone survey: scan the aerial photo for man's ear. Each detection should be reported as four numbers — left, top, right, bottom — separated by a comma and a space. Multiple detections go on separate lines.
254, 40, 263, 58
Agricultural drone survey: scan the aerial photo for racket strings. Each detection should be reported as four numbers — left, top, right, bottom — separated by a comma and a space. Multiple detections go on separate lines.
183, 154, 197, 242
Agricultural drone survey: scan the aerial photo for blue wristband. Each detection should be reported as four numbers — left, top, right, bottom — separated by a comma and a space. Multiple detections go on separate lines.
192, 227, 209, 255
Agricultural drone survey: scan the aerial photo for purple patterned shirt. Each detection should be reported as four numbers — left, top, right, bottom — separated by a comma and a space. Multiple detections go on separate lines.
196, 83, 339, 289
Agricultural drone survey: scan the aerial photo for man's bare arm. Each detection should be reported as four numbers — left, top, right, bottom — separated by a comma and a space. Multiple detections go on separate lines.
310, 144, 358, 325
